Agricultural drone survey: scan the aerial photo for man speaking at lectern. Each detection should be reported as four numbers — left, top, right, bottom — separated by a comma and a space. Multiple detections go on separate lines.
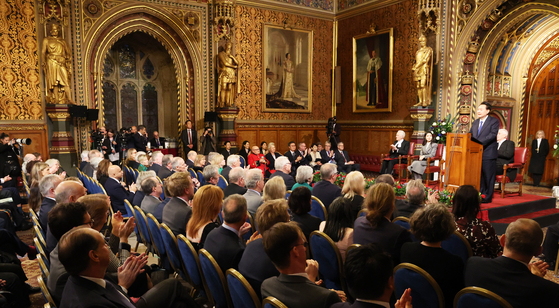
470, 102, 499, 203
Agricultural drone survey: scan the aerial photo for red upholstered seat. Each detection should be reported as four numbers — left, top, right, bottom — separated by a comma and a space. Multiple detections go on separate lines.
391, 142, 415, 181
495, 147, 528, 198
348, 154, 382, 173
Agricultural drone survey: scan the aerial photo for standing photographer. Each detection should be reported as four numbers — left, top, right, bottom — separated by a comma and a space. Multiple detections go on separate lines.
200, 127, 216, 155
0, 133, 21, 188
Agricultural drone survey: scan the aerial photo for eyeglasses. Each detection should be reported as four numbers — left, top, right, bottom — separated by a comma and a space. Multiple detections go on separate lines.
85, 218, 95, 227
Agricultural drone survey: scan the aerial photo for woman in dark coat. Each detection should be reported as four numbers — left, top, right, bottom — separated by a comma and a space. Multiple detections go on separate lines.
528, 130, 549, 186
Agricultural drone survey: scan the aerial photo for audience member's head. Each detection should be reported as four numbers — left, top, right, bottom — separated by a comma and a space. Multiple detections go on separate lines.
275, 156, 291, 174
194, 154, 206, 167
342, 171, 365, 199
364, 183, 395, 228
320, 164, 337, 182
503, 218, 543, 259
165, 172, 194, 199
162, 154, 174, 169
78, 194, 110, 231
345, 244, 394, 301
136, 170, 157, 186
80, 151, 89, 162
88, 150, 102, 161
268, 142, 276, 153
54, 180, 88, 204
452, 185, 480, 221
288, 186, 312, 215
203, 164, 220, 184
263, 222, 305, 271
97, 159, 111, 178
410, 203, 455, 243
31, 162, 49, 186
39, 174, 62, 198
256, 199, 290, 234
245, 169, 264, 191
90, 157, 103, 171
63, 177, 82, 183
263, 176, 286, 201
211, 154, 225, 168
187, 151, 197, 162
324, 141, 332, 151
152, 151, 163, 165
295, 166, 313, 185
171, 157, 187, 172
396, 130, 406, 141
227, 154, 241, 168
375, 174, 395, 186
33, 152, 43, 162
187, 185, 224, 239
288, 141, 296, 152
141, 177, 162, 196
45, 158, 61, 174
323, 197, 354, 242
207, 152, 218, 165
58, 227, 104, 276
406, 179, 425, 205
108, 165, 123, 180
222, 194, 248, 226
48, 202, 90, 240
229, 167, 245, 186
137, 154, 149, 167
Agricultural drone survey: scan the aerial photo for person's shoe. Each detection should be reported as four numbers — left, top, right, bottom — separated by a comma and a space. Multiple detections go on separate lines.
16, 220, 33, 231
481, 198, 492, 203
27, 245, 37, 260
25, 283, 40, 294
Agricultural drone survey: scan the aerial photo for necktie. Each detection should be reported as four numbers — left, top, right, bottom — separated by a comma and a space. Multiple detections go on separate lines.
105, 281, 135, 308
478, 121, 484, 135
156, 139, 160, 147
188, 130, 192, 144
340, 151, 347, 162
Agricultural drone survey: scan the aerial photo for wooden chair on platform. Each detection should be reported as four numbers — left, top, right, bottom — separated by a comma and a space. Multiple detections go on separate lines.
408, 143, 445, 186
495, 147, 528, 198
382, 142, 415, 180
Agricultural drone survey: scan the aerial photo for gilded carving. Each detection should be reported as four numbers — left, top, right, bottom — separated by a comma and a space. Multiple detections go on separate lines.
217, 41, 240, 108
412, 35, 433, 107
42, 23, 74, 104
410, 114, 433, 120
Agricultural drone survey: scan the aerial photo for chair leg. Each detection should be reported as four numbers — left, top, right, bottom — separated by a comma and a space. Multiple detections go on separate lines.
134, 241, 139, 252
501, 177, 505, 199
519, 180, 523, 197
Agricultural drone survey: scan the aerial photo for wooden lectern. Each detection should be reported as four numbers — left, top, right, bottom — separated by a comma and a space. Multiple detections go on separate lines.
442, 133, 483, 191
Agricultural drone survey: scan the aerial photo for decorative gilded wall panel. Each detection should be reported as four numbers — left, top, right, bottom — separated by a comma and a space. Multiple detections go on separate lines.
0, 0, 42, 120
337, 0, 419, 122
234, 5, 333, 121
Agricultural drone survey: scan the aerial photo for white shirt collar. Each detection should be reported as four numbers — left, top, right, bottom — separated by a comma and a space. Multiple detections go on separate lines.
46, 197, 56, 201
222, 223, 239, 236
498, 139, 505, 146
356, 299, 390, 308
109, 177, 121, 183
395, 140, 403, 147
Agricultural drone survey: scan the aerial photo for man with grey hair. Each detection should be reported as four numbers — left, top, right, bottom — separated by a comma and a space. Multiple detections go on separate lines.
158, 154, 174, 180
244, 169, 265, 215
223, 167, 247, 198
133, 170, 157, 206
222, 154, 241, 183
380, 130, 410, 175
148, 151, 164, 173
203, 164, 220, 186
269, 156, 295, 190
395, 179, 425, 218
312, 163, 341, 209
171, 157, 187, 173
141, 177, 163, 214
22, 153, 37, 177
204, 194, 251, 272
82, 149, 103, 177
496, 128, 516, 182
186, 150, 197, 168
465, 218, 559, 307
37, 174, 62, 231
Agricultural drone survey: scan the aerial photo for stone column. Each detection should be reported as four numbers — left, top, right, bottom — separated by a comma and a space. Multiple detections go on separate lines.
409, 107, 435, 153
46, 104, 78, 174
217, 107, 240, 152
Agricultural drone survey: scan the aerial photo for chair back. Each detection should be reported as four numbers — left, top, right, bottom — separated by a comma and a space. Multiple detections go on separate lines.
38, 276, 57, 308
189, 168, 198, 179
218, 175, 228, 189
239, 156, 246, 168
309, 231, 346, 292
394, 263, 444, 308
262, 297, 288, 308
309, 196, 327, 221
515, 147, 528, 164
434, 143, 445, 159
455, 286, 513, 308
125, 200, 142, 244
37, 253, 50, 278
199, 249, 232, 308
146, 213, 166, 257
226, 269, 261, 308
393, 216, 411, 230
407, 142, 416, 156
159, 223, 188, 280
177, 235, 211, 304
285, 190, 292, 200
34, 237, 48, 266
134, 206, 153, 250
197, 171, 206, 185
34, 225, 46, 248
345, 244, 361, 258
441, 231, 473, 264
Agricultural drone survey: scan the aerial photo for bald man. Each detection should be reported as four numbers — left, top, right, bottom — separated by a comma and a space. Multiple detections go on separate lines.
104, 165, 137, 216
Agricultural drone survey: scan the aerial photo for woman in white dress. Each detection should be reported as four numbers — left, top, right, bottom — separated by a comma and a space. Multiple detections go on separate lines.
281, 53, 300, 99
408, 132, 438, 180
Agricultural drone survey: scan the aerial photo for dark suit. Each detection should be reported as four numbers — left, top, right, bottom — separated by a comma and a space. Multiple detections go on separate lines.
353, 216, 412, 264
330, 123, 341, 147
238, 238, 279, 299
394, 200, 422, 218
311, 180, 342, 209
335, 149, 360, 173
496, 140, 516, 182
528, 138, 550, 186
332, 302, 386, 308
284, 150, 310, 175
162, 197, 192, 236
157, 166, 173, 180
222, 183, 247, 198
38, 197, 56, 231
104, 178, 135, 215
261, 274, 341, 308
320, 149, 336, 164
79, 161, 88, 171
238, 148, 251, 165
132, 191, 145, 207
204, 226, 245, 272
147, 163, 161, 174
292, 213, 321, 242
470, 116, 499, 201
82, 162, 94, 178
220, 166, 232, 183
269, 171, 295, 190
265, 152, 281, 172
380, 140, 410, 175
180, 128, 197, 153
186, 159, 195, 169
220, 148, 235, 162
0, 143, 20, 187
154, 198, 171, 222
150, 137, 165, 149
133, 133, 147, 152
465, 256, 559, 308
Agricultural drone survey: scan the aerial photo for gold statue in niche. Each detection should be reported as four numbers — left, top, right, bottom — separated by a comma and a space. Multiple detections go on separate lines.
412, 35, 433, 107
217, 41, 239, 107
42, 23, 74, 104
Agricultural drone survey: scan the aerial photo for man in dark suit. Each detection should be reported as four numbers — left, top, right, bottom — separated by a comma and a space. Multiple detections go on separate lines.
57, 227, 195, 308
125, 126, 137, 150
133, 125, 148, 152
221, 154, 241, 183
148, 151, 163, 174
395, 179, 424, 218
104, 165, 137, 215
380, 130, 410, 175
470, 102, 499, 203
312, 163, 342, 210
269, 157, 295, 190
284, 142, 310, 176
496, 128, 517, 183
157, 154, 174, 180
220, 141, 235, 162
320, 141, 336, 164
261, 222, 342, 308
149, 131, 165, 149
82, 150, 103, 178
180, 120, 197, 154
465, 218, 559, 307
186, 151, 196, 169
328, 116, 341, 149
332, 244, 412, 308
162, 172, 194, 236
140, 177, 163, 215
37, 175, 62, 231
222, 167, 247, 198
335, 142, 360, 173
204, 194, 249, 272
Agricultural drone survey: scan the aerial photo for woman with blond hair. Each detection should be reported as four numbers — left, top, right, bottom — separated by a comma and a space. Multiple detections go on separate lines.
29, 162, 50, 211
353, 183, 412, 264
210, 153, 226, 173
263, 176, 286, 202
186, 185, 224, 250
341, 171, 365, 221
124, 148, 140, 169
136, 153, 149, 172
193, 154, 206, 172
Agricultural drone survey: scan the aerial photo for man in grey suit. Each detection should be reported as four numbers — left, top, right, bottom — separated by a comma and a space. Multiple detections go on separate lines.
140, 177, 163, 215
157, 154, 174, 180
162, 172, 195, 235
243, 169, 265, 216
261, 222, 343, 308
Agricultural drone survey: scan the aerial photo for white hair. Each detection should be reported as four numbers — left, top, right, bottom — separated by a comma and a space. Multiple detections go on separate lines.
295, 166, 313, 184
498, 129, 508, 138
80, 150, 89, 161
275, 156, 290, 171
229, 167, 245, 183
90, 157, 103, 170
171, 157, 185, 170
187, 151, 197, 160
136, 170, 157, 186
245, 169, 263, 189
397, 130, 406, 138
39, 174, 61, 197
227, 154, 240, 167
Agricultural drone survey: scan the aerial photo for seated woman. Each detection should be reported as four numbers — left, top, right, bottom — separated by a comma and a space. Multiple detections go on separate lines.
452, 185, 502, 258
124, 148, 140, 170
319, 197, 354, 262
341, 171, 365, 221
407, 132, 437, 180
28, 162, 50, 211
248, 146, 268, 177
136, 153, 149, 172
288, 186, 321, 241
309, 143, 322, 171
260, 141, 268, 156
265, 142, 281, 177
186, 185, 223, 250
210, 153, 225, 173
192, 154, 206, 172
96, 159, 111, 186
292, 165, 313, 191
239, 140, 251, 164
353, 183, 412, 264
263, 176, 286, 202
402, 203, 464, 308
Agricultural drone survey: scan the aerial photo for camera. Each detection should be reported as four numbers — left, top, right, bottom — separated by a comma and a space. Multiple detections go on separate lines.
15, 138, 32, 145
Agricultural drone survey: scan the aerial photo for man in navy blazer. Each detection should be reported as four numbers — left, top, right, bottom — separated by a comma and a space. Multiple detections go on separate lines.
37, 175, 61, 231
104, 165, 137, 215
312, 163, 342, 209
204, 194, 249, 273
269, 156, 295, 190
470, 102, 499, 203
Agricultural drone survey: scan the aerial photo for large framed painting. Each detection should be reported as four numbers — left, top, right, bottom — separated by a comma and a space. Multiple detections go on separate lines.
263, 24, 313, 113
353, 28, 393, 113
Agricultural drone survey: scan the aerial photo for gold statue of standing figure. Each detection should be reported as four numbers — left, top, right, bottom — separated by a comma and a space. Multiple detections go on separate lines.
42, 23, 73, 104
412, 35, 433, 107
217, 41, 239, 107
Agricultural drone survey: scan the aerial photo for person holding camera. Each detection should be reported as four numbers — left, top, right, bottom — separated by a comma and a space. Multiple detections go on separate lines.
200, 127, 216, 155
0, 133, 21, 188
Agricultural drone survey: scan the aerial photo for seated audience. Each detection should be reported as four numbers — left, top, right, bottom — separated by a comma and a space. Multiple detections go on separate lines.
220, 141, 235, 161
171, 157, 188, 174
289, 186, 321, 241
269, 156, 295, 190
162, 172, 194, 235
186, 185, 223, 250
402, 203, 464, 308
248, 146, 268, 177
157, 154, 174, 180
239, 199, 289, 299
292, 165, 313, 191
263, 176, 286, 202
210, 153, 225, 173
148, 151, 163, 174
223, 167, 247, 198
45, 158, 62, 175
244, 169, 265, 216
465, 218, 559, 307
239, 140, 251, 163
320, 141, 336, 164
261, 222, 342, 308
193, 154, 206, 172
104, 165, 137, 214
380, 130, 410, 175
312, 163, 342, 209
133, 171, 158, 206
335, 142, 360, 173
395, 179, 425, 218
82, 150, 103, 177
150, 130, 165, 149
140, 177, 163, 215
38, 174, 62, 231
186, 150, 197, 169
353, 183, 412, 264
153, 185, 172, 223
29, 162, 50, 211
202, 165, 220, 186
341, 171, 365, 220
452, 185, 502, 258
260, 141, 269, 156
221, 154, 241, 183
0, 271, 33, 307
96, 159, 111, 186
496, 129, 517, 182
309, 143, 322, 170
22, 153, 37, 181
319, 197, 354, 262
265, 142, 281, 177
375, 174, 406, 220
204, 194, 250, 272
332, 244, 412, 308
408, 132, 437, 180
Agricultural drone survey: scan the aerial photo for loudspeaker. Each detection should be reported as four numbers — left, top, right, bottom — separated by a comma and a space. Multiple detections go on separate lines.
69, 106, 87, 118
204, 111, 218, 122
86, 109, 99, 121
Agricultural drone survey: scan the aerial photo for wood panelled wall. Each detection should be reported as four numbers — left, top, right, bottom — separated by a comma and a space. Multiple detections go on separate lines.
0, 125, 50, 161
339, 124, 414, 156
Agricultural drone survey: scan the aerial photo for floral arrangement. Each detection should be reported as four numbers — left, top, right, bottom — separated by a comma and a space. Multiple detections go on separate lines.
437, 189, 454, 206
429, 114, 458, 144
553, 125, 559, 157
335, 173, 347, 187
365, 178, 375, 190
394, 182, 406, 196
313, 170, 321, 183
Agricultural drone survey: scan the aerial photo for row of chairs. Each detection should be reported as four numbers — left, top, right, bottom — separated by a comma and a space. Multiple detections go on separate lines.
29, 210, 57, 307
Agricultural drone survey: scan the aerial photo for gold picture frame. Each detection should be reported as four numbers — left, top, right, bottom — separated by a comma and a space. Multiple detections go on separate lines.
262, 24, 313, 113
353, 28, 393, 113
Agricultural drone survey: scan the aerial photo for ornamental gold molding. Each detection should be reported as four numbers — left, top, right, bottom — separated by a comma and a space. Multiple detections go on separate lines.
410, 114, 434, 120
50, 146, 76, 153
53, 131, 73, 138
47, 112, 71, 119
0, 125, 45, 131
219, 114, 238, 120
221, 129, 235, 135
